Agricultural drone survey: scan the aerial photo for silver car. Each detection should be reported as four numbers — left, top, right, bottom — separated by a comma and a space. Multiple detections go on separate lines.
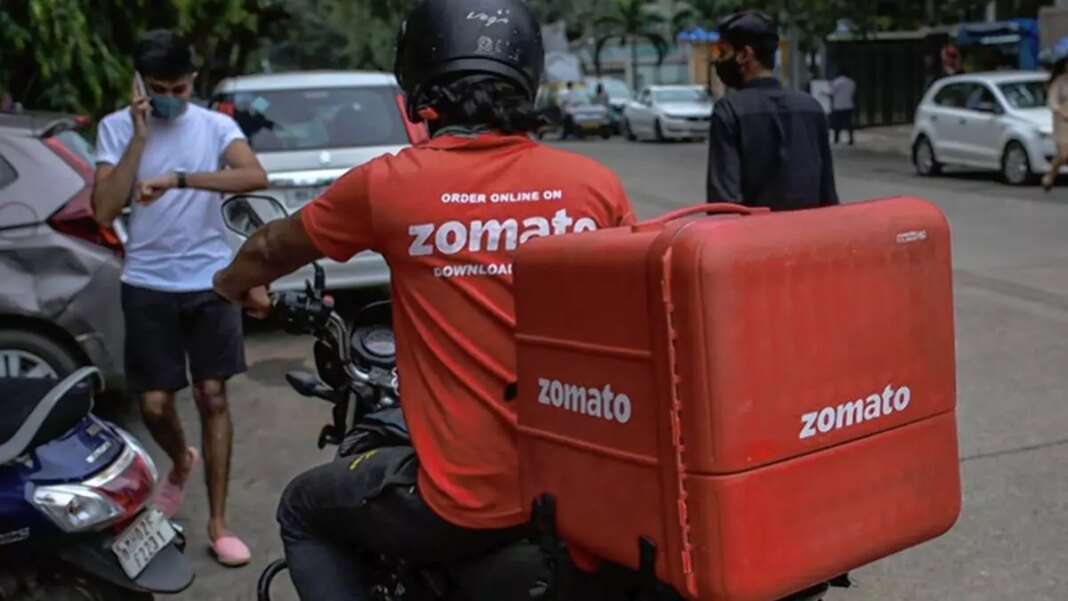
0, 111, 125, 387
911, 71, 1062, 186
210, 71, 426, 292
622, 85, 714, 142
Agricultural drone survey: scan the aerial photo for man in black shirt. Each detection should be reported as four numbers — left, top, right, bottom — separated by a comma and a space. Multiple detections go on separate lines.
706, 11, 839, 210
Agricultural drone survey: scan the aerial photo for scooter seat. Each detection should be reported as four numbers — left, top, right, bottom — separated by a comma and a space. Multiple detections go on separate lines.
0, 367, 99, 464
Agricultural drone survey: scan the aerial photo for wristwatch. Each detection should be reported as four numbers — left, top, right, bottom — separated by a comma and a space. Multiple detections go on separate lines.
175, 169, 187, 189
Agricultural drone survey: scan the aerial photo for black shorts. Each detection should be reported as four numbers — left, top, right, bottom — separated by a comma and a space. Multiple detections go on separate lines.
121, 283, 247, 393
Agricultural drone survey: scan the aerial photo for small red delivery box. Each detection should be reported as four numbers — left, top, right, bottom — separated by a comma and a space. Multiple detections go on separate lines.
513, 198, 962, 601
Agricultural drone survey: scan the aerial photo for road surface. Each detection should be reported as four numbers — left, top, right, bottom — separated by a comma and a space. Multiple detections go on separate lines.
140, 139, 1068, 601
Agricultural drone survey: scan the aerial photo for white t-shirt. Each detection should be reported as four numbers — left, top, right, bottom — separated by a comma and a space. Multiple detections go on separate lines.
95, 103, 246, 292
830, 76, 856, 111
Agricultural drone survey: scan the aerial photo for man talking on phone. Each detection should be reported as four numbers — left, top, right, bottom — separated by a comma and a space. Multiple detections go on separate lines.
91, 29, 269, 567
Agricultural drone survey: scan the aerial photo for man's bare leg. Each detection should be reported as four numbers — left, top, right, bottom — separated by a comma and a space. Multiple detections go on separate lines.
142, 390, 195, 482
193, 379, 233, 542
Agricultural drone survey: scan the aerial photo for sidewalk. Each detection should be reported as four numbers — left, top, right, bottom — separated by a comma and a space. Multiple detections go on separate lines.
831, 125, 914, 158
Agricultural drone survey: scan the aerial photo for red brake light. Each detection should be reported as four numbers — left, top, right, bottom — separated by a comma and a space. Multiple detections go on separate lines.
215, 101, 236, 116
43, 136, 124, 255
395, 93, 430, 145
94, 451, 156, 525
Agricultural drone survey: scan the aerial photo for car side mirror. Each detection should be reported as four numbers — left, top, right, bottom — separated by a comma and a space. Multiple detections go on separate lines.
221, 194, 288, 238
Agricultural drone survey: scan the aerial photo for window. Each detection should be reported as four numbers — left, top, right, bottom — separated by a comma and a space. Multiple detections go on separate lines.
933, 83, 975, 108
999, 80, 1047, 109
213, 86, 409, 153
963, 85, 1002, 113
0, 153, 16, 189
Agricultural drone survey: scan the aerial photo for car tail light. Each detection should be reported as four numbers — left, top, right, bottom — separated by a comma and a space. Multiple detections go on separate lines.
395, 93, 430, 145
42, 136, 124, 255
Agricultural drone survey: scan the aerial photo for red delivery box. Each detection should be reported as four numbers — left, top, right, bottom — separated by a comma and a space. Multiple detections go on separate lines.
513, 198, 962, 601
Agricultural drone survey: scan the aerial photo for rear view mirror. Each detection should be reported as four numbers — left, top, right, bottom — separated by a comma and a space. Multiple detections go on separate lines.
221, 194, 288, 237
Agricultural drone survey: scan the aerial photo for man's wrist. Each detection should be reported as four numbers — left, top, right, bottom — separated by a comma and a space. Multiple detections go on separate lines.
175, 170, 187, 189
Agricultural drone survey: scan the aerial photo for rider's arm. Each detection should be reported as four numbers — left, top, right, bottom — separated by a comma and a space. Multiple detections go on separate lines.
214, 163, 376, 303
706, 103, 742, 204
214, 212, 323, 303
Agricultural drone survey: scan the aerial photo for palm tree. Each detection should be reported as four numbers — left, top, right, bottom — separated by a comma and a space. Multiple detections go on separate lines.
593, 0, 672, 90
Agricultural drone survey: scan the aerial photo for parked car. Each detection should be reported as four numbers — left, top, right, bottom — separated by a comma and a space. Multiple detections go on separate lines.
0, 111, 126, 387
584, 76, 634, 134
534, 82, 613, 140
622, 85, 714, 142
209, 71, 429, 292
912, 71, 1060, 185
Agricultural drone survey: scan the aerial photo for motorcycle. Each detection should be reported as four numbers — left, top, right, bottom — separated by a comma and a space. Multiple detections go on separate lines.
221, 194, 844, 601
0, 367, 195, 600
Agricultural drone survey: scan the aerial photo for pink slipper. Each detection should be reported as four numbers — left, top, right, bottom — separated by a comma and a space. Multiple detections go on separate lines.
154, 447, 199, 519
211, 535, 251, 567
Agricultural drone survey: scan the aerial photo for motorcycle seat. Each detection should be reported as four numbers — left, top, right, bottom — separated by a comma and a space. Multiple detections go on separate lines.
0, 367, 99, 464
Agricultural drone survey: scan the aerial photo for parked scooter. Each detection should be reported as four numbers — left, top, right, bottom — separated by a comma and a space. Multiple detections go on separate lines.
0, 368, 194, 600
222, 194, 839, 601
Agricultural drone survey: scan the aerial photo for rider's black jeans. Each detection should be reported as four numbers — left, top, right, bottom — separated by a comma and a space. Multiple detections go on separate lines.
276, 446, 540, 601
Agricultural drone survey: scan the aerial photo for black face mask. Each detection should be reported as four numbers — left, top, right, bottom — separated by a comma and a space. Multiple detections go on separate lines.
715, 55, 745, 90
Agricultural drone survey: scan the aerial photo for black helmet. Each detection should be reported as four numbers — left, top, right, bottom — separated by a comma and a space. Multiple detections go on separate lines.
718, 10, 779, 51
394, 0, 545, 122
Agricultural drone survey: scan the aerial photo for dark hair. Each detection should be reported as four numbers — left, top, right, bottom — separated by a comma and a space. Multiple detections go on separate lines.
421, 74, 542, 134
134, 30, 196, 80
719, 10, 778, 70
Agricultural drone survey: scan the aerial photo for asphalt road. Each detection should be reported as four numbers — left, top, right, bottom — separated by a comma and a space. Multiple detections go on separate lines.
139, 139, 1068, 601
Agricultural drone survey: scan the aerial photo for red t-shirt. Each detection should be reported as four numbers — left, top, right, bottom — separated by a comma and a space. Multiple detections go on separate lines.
301, 133, 635, 529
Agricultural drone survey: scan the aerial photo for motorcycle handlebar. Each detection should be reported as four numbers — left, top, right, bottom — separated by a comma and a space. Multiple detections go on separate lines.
270, 291, 374, 386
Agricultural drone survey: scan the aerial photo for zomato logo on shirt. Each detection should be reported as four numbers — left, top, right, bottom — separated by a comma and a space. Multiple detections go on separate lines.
408, 207, 600, 278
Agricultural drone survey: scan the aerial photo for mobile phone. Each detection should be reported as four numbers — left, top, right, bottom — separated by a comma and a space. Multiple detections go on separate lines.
133, 71, 148, 99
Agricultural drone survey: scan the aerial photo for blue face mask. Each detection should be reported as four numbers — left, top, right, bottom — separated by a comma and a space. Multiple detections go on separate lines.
150, 95, 187, 119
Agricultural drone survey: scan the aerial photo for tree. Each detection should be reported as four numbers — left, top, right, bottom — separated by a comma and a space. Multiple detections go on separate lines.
593, 0, 673, 89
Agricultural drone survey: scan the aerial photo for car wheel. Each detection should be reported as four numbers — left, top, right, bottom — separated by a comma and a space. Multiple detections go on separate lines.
913, 136, 942, 176
623, 119, 637, 141
1002, 141, 1035, 186
654, 119, 666, 143
0, 329, 82, 379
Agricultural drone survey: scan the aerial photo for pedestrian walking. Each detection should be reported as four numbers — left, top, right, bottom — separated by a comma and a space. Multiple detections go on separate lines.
90, 29, 269, 567
829, 67, 857, 145
1045, 58, 1068, 192
706, 10, 838, 210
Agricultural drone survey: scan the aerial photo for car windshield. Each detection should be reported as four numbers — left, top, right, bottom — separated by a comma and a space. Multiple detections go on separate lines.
998, 80, 1048, 109
214, 86, 409, 152
654, 88, 710, 104
590, 79, 631, 100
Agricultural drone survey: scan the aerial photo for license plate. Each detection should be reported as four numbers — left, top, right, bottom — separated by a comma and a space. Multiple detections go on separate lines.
112, 508, 176, 580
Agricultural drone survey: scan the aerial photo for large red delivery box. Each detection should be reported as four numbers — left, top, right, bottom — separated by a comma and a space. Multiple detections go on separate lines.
513, 198, 962, 601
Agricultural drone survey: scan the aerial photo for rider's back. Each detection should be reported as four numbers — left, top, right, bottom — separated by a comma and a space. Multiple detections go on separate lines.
301, 133, 635, 528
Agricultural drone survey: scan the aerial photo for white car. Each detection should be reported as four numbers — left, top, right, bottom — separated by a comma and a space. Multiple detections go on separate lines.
622, 85, 714, 142
912, 71, 1061, 186
211, 71, 428, 292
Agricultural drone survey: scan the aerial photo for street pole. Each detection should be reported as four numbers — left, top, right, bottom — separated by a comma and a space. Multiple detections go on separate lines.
925, 0, 937, 25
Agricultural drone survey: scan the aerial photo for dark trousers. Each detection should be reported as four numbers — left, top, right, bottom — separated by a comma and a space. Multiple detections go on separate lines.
276, 446, 542, 601
831, 109, 855, 144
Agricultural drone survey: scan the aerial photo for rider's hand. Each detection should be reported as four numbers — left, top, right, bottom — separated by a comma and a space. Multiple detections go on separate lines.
130, 80, 150, 140
245, 286, 271, 319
